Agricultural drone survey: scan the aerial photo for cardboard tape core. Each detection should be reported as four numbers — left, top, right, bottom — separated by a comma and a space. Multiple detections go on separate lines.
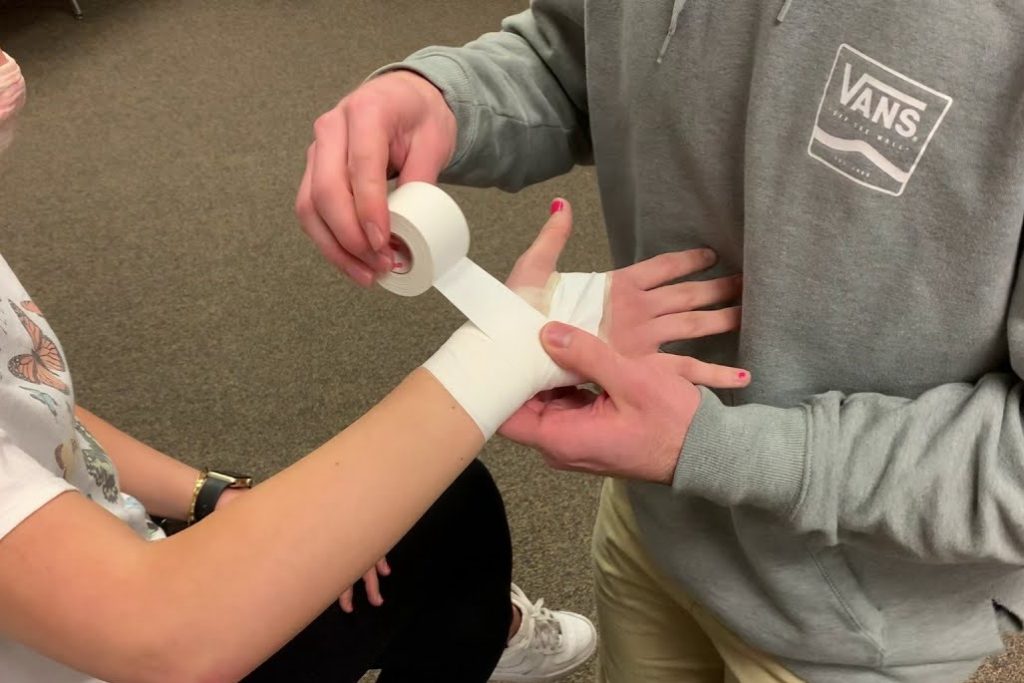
389, 236, 413, 275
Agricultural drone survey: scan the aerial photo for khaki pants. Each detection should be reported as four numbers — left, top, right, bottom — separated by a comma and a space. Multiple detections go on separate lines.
593, 478, 804, 683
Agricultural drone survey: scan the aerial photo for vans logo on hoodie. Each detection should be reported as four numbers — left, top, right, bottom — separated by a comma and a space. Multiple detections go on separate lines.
807, 44, 952, 196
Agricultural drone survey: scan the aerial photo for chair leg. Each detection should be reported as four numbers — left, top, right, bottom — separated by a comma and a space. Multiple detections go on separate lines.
69, 0, 83, 19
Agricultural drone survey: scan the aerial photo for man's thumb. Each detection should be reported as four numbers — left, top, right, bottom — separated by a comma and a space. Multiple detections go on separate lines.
541, 322, 623, 392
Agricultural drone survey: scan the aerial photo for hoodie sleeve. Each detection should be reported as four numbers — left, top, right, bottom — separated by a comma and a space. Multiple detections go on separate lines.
674, 261, 1024, 566
372, 1, 590, 191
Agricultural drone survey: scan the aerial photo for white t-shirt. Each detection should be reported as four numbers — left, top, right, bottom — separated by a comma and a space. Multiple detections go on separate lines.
0, 253, 164, 682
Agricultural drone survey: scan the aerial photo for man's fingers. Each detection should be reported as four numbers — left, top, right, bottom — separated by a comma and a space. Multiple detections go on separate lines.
499, 405, 544, 446
621, 248, 718, 290
500, 386, 593, 444
541, 322, 629, 394
540, 386, 597, 410
500, 387, 574, 443
297, 146, 376, 287
500, 390, 600, 465
310, 112, 385, 273
507, 198, 574, 290
338, 587, 355, 613
347, 110, 395, 270
647, 306, 741, 344
656, 354, 751, 388
363, 568, 383, 607
648, 274, 742, 316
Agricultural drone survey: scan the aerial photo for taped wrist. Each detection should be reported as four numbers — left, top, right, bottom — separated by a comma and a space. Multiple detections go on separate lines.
423, 271, 607, 438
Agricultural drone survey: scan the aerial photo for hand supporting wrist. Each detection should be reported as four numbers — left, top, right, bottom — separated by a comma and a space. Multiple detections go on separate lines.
423, 271, 607, 438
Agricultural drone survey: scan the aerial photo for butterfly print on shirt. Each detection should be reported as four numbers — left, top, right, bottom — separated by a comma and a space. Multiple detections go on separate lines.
20, 386, 59, 418
75, 421, 119, 503
7, 299, 68, 394
20, 299, 42, 314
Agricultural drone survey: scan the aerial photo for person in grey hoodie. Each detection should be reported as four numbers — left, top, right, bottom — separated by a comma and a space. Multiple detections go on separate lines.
295, 2, 1024, 681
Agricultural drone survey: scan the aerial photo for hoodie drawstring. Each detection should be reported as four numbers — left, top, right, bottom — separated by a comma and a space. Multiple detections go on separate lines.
656, 0, 688, 64
657, 0, 792, 65
777, 0, 793, 22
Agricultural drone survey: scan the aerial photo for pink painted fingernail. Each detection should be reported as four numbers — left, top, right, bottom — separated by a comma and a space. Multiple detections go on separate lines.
550, 198, 565, 214
737, 371, 749, 380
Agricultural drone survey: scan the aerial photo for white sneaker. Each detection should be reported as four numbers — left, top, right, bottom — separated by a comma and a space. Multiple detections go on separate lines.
489, 583, 597, 682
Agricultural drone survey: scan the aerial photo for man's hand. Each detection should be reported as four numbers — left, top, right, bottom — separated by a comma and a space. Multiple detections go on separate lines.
502, 323, 702, 484
295, 71, 457, 286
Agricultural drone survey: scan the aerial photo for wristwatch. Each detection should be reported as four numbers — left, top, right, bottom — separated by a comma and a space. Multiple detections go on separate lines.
187, 469, 253, 525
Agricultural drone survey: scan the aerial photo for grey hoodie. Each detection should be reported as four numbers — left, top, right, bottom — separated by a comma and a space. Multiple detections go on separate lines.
382, 2, 1024, 681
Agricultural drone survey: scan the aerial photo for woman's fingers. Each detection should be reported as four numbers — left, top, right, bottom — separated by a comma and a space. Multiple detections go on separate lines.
363, 567, 384, 607
619, 248, 717, 291
646, 306, 742, 346
337, 558, 388, 612
648, 274, 742, 317
656, 354, 752, 388
506, 198, 574, 291
338, 587, 355, 613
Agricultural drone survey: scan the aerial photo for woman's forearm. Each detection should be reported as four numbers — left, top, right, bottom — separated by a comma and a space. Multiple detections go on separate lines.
145, 368, 482, 681
75, 406, 200, 519
0, 369, 483, 683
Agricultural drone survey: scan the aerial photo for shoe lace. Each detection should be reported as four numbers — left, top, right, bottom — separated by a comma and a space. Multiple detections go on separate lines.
521, 596, 563, 654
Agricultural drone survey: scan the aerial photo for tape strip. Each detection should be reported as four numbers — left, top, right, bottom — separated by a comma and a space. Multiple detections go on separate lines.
434, 259, 547, 340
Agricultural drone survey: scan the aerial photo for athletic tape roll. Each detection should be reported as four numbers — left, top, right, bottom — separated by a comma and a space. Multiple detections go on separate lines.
379, 182, 548, 340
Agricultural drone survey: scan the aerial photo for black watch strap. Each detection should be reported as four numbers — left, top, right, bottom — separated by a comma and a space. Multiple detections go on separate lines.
192, 470, 252, 524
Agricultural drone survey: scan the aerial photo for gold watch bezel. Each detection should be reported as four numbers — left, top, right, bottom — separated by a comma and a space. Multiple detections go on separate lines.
206, 470, 253, 489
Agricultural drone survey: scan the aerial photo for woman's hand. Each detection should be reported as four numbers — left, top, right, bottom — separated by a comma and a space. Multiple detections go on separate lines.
338, 557, 391, 612
504, 198, 748, 386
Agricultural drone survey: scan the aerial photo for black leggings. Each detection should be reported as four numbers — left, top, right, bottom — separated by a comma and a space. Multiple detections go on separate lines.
243, 459, 513, 682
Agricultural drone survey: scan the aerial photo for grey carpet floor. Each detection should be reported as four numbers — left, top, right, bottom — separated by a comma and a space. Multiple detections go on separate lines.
0, 2, 1020, 682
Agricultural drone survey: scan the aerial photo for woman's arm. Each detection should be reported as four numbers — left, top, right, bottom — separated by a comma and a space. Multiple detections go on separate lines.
0, 369, 481, 683
75, 406, 202, 520
0, 205, 742, 683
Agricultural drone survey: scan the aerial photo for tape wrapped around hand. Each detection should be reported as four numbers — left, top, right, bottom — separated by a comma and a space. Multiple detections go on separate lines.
380, 182, 605, 438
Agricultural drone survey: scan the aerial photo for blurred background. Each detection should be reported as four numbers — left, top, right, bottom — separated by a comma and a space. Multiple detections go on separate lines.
0, 1, 1018, 681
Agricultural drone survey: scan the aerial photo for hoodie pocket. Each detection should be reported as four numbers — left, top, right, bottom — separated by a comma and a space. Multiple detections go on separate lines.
810, 545, 886, 663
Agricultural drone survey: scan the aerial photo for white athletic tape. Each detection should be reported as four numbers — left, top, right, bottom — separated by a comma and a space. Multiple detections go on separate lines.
381, 182, 549, 339
380, 182, 606, 438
